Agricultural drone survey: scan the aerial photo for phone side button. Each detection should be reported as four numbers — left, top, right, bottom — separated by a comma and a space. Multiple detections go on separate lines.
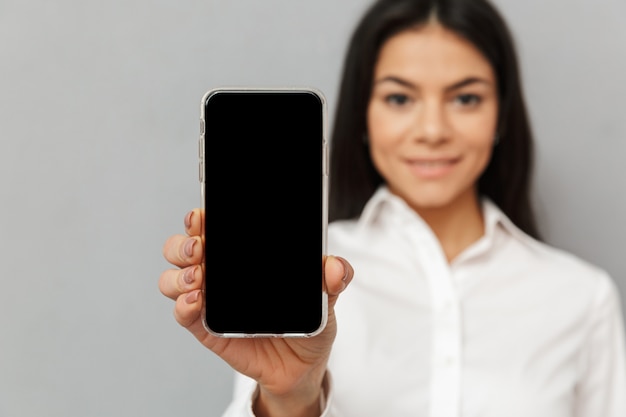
323, 143, 329, 176
199, 160, 204, 182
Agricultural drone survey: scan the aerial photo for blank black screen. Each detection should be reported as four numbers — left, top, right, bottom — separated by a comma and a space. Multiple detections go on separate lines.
203, 90, 324, 336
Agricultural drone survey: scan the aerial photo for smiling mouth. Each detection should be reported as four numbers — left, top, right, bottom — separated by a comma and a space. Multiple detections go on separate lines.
407, 158, 458, 178
412, 160, 455, 167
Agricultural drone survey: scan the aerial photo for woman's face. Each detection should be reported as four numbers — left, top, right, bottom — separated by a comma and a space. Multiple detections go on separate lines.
367, 24, 498, 214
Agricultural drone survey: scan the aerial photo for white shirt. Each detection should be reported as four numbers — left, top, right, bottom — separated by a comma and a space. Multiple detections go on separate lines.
222, 186, 626, 417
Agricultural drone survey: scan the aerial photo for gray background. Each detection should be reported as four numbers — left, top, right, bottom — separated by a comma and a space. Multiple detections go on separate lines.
0, 0, 624, 416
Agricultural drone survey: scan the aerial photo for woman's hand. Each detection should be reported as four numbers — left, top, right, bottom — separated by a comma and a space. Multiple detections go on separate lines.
159, 208, 353, 417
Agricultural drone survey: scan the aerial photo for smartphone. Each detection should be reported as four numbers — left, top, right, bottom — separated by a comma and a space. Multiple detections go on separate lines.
199, 87, 329, 338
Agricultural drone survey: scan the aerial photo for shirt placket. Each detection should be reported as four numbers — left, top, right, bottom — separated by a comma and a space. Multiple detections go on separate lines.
421, 240, 462, 417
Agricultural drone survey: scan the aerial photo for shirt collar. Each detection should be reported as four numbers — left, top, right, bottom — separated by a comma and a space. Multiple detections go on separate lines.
357, 185, 533, 247
358, 186, 405, 226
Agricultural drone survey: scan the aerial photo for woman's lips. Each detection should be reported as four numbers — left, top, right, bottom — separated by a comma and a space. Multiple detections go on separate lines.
406, 157, 459, 179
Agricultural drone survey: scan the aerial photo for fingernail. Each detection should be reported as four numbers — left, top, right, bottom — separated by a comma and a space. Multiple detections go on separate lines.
183, 266, 196, 285
185, 290, 200, 304
338, 257, 349, 282
184, 211, 193, 229
183, 238, 196, 258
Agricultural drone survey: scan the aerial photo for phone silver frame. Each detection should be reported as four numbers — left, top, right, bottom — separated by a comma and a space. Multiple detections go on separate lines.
198, 86, 329, 338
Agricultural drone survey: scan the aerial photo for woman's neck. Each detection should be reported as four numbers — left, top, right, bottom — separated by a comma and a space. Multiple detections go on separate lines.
414, 191, 485, 263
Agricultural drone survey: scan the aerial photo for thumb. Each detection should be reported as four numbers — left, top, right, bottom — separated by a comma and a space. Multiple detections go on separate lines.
325, 255, 353, 300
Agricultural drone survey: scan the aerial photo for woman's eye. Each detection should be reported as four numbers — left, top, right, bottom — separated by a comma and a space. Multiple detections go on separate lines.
385, 94, 411, 106
454, 94, 481, 107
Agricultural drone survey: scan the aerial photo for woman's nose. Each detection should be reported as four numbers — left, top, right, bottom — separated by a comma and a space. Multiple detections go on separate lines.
413, 100, 450, 144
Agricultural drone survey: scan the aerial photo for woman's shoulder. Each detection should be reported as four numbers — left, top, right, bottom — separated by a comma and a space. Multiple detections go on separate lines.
476, 199, 622, 312
504, 221, 617, 300
486, 198, 613, 289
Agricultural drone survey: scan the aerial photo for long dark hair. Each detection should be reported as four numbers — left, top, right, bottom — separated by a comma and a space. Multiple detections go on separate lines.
328, 0, 541, 240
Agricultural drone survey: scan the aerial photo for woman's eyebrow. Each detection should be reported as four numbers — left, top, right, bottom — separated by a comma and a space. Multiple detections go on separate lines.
445, 77, 492, 92
373, 76, 417, 90
373, 75, 493, 91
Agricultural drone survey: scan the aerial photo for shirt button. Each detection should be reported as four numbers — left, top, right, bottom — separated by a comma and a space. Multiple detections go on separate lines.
445, 356, 456, 367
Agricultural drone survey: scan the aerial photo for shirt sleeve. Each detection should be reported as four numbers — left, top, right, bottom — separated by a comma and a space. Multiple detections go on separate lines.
323, 372, 345, 417
219, 371, 341, 417
575, 273, 626, 417
217, 372, 255, 417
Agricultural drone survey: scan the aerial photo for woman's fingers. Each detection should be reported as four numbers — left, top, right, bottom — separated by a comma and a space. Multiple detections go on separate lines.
183, 208, 204, 237
162, 208, 204, 269
160, 209, 214, 347
162, 234, 203, 268
174, 289, 204, 329
159, 265, 203, 300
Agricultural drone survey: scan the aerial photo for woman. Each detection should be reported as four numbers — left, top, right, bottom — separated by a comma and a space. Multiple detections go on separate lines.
160, 0, 626, 416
